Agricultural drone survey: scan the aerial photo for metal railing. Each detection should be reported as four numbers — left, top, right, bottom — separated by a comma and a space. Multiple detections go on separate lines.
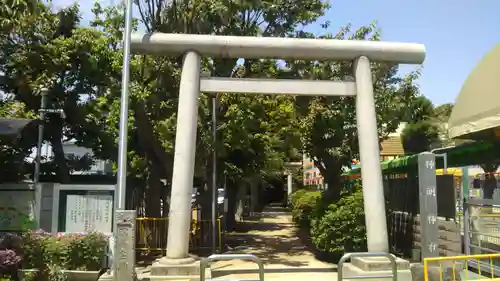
424, 253, 500, 281
135, 217, 223, 253
338, 252, 397, 281
200, 254, 264, 281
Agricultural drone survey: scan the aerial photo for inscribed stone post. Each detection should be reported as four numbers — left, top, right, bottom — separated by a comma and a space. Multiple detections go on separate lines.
114, 210, 136, 281
418, 152, 439, 259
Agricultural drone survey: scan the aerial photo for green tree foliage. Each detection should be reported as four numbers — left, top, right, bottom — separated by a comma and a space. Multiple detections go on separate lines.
433, 103, 454, 122
401, 121, 440, 155
0, 0, 427, 225
125, 0, 326, 221
291, 23, 421, 199
0, 1, 119, 182
400, 97, 452, 154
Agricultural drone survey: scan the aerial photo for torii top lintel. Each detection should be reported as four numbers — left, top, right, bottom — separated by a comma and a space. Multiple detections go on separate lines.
130, 33, 425, 64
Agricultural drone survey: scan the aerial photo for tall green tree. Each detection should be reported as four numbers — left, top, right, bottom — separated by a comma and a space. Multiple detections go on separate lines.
121, 0, 326, 223
290, 23, 421, 200
433, 103, 453, 122
400, 97, 454, 155
0, 1, 118, 182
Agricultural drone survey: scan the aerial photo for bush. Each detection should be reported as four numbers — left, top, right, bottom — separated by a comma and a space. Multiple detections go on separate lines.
290, 190, 321, 229
0, 233, 23, 281
20, 230, 52, 269
310, 188, 367, 260
20, 230, 108, 271
65, 232, 108, 271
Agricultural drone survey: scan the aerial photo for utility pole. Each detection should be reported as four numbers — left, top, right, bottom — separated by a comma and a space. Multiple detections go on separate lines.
211, 95, 218, 253
34, 88, 65, 227
112, 0, 134, 280
33, 89, 48, 227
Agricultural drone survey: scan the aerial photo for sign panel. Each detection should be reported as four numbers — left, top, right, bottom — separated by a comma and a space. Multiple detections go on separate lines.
65, 192, 113, 233
0, 190, 35, 231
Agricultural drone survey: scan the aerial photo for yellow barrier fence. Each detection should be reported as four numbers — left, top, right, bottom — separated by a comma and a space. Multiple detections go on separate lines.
135, 217, 223, 253
424, 253, 500, 281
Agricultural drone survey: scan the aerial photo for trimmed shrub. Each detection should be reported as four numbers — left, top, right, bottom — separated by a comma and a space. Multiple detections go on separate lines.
290, 190, 321, 229
310, 188, 367, 261
20, 230, 108, 270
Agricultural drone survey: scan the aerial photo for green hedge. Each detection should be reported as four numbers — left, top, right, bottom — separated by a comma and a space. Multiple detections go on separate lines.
289, 185, 367, 261
290, 189, 321, 229
310, 188, 367, 260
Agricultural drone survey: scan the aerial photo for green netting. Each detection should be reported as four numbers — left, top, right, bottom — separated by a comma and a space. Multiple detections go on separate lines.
344, 140, 500, 175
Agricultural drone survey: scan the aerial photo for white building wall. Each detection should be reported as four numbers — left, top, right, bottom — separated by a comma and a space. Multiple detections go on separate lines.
29, 141, 112, 175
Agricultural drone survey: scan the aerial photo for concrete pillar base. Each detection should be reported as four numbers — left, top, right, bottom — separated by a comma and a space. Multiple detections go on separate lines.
342, 255, 412, 281
410, 262, 463, 281
98, 257, 211, 281
97, 271, 113, 281
157, 256, 197, 265
99, 269, 211, 281
145, 257, 211, 281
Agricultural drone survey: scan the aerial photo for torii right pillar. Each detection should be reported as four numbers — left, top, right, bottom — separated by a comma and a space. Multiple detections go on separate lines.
354, 56, 389, 252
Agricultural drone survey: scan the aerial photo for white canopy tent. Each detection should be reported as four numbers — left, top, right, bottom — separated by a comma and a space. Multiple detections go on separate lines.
448, 44, 500, 139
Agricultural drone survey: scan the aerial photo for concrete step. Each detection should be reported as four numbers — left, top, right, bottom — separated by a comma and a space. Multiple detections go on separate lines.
351, 255, 411, 271
138, 274, 200, 281
342, 263, 412, 281
150, 262, 202, 276
210, 271, 338, 281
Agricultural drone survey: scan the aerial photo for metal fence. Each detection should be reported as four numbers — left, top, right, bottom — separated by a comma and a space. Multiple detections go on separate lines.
384, 169, 458, 259
135, 217, 223, 254
424, 253, 500, 281
463, 172, 500, 271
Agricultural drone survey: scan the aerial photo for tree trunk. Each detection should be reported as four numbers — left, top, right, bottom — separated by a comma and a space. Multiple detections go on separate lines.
198, 181, 213, 220
250, 178, 259, 215
479, 163, 499, 219
133, 102, 173, 218
145, 161, 162, 217
225, 179, 239, 231
322, 171, 342, 201
134, 103, 173, 180
483, 175, 497, 200
197, 154, 215, 221
51, 133, 70, 183
481, 163, 499, 200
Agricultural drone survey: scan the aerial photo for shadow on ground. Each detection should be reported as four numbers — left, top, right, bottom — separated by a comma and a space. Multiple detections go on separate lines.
231, 220, 290, 233
224, 204, 333, 268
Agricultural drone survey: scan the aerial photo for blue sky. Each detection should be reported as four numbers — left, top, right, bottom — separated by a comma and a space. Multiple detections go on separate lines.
54, 0, 500, 106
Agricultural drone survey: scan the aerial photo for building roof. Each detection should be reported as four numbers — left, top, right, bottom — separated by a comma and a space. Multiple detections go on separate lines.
380, 136, 405, 156
0, 118, 37, 137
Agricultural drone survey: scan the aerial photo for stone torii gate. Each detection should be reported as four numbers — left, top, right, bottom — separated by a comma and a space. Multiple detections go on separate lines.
129, 33, 425, 276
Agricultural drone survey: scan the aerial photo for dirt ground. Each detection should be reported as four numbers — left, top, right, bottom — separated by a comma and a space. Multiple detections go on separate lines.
210, 204, 338, 281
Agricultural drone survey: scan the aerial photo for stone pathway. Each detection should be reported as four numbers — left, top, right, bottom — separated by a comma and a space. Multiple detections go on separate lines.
210, 204, 338, 281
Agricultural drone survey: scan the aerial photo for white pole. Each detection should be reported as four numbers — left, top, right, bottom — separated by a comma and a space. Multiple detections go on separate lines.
211, 96, 217, 254
33, 89, 48, 228
113, 0, 133, 278
354, 56, 389, 252
165, 51, 201, 260
115, 0, 134, 212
